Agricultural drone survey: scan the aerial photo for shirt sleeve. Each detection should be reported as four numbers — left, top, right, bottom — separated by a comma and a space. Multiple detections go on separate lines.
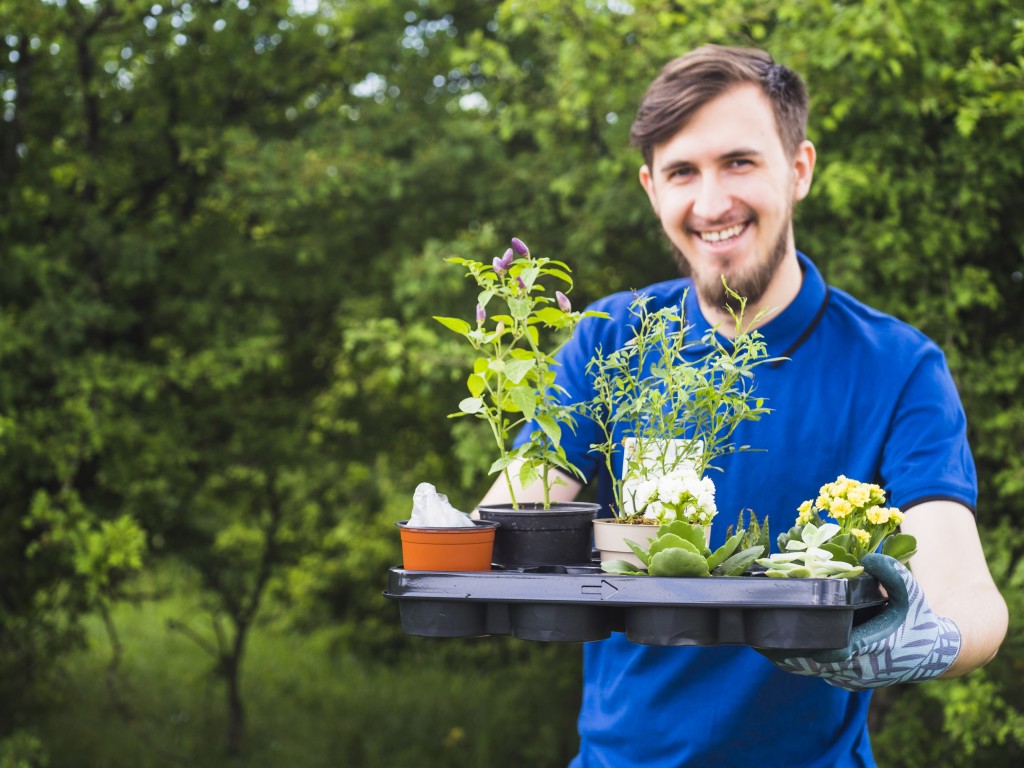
878, 344, 978, 513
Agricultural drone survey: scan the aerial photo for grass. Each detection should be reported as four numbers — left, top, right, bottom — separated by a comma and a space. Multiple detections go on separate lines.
30, 575, 582, 768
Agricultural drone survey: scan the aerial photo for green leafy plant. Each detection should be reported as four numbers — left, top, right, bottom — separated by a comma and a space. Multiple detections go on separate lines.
757, 520, 867, 578
757, 475, 918, 578
580, 285, 776, 524
727, 508, 772, 555
601, 517, 766, 577
434, 237, 608, 508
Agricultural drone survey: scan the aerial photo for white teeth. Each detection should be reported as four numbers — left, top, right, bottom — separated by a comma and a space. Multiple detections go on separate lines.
699, 223, 745, 243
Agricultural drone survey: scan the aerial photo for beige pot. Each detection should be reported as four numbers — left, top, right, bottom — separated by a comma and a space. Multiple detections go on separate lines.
592, 519, 660, 567
592, 518, 713, 568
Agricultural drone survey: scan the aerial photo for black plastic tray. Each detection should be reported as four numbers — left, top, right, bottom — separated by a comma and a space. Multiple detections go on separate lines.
384, 565, 887, 648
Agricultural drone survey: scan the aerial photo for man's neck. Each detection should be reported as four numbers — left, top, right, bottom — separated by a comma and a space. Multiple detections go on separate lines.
696, 250, 804, 338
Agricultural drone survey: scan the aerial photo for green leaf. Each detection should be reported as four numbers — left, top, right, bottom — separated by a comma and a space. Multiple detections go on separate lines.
714, 545, 765, 576
648, 532, 700, 558
534, 415, 561, 445
648, 548, 710, 577
466, 373, 486, 398
881, 533, 919, 564
507, 297, 532, 320
756, 558, 800, 570
531, 306, 568, 327
707, 531, 742, 571
821, 542, 857, 565
509, 386, 537, 420
433, 316, 472, 336
518, 461, 540, 490
656, 521, 706, 552
601, 559, 647, 575
625, 538, 652, 567
765, 567, 811, 579
831, 533, 856, 552
458, 397, 484, 414
504, 358, 535, 384
489, 456, 515, 474
777, 524, 804, 551
516, 266, 540, 288
543, 268, 573, 285
802, 522, 840, 548
830, 566, 865, 579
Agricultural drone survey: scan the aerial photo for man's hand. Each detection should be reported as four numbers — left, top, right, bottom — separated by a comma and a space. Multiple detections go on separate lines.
763, 553, 962, 691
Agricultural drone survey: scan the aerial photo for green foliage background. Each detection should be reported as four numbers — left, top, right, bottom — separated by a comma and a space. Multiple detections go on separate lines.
0, 1, 1021, 766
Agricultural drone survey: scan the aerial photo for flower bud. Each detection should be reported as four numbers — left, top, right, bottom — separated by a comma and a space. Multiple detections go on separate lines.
555, 291, 571, 312
517, 277, 526, 291
476, 303, 486, 325
493, 248, 514, 274
510, 237, 529, 256
494, 320, 505, 336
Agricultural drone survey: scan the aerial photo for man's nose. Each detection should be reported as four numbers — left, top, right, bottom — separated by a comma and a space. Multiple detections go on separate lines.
691, 174, 732, 222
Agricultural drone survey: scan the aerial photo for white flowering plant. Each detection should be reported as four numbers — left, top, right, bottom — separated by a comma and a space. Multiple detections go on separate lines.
626, 461, 718, 526
579, 285, 775, 525
757, 475, 918, 579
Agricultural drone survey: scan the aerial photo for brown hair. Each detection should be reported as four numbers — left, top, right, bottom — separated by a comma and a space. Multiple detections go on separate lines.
630, 45, 808, 167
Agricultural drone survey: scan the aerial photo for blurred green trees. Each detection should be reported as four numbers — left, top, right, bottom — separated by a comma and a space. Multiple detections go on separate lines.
1, 1, 1021, 765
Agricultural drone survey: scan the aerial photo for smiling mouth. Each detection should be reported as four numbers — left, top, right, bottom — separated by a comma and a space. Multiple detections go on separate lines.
696, 222, 747, 244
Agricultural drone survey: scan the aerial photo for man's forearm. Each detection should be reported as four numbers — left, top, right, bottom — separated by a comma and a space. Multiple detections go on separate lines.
901, 501, 1008, 676
475, 459, 585, 508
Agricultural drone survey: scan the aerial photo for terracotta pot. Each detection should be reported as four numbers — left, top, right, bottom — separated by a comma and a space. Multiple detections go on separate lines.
476, 502, 600, 566
397, 520, 499, 571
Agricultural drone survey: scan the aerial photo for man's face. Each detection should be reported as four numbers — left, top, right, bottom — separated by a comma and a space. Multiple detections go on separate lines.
639, 83, 815, 311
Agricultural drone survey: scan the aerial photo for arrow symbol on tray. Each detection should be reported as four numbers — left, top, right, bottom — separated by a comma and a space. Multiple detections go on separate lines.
581, 580, 619, 599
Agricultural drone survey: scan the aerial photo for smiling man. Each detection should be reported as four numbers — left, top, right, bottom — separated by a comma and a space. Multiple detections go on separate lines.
478, 45, 1007, 767
637, 82, 811, 326
633, 49, 815, 331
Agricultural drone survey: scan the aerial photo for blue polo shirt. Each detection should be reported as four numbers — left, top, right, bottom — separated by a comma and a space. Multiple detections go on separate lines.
519, 252, 976, 768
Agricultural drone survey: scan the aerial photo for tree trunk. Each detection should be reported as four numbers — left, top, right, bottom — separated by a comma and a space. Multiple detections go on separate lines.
224, 622, 249, 759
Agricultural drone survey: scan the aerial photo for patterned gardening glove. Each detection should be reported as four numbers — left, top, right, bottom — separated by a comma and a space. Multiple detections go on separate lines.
762, 553, 961, 691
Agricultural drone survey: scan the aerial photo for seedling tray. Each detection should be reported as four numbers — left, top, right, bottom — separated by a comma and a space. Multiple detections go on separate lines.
384, 565, 886, 649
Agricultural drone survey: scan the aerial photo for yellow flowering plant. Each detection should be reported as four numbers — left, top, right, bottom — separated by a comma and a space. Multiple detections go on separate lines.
757, 475, 918, 579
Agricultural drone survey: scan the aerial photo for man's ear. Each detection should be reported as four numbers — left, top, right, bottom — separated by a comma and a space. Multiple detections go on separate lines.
792, 140, 816, 202
639, 164, 660, 215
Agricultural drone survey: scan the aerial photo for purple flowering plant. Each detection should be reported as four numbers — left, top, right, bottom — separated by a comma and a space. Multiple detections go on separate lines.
434, 237, 608, 508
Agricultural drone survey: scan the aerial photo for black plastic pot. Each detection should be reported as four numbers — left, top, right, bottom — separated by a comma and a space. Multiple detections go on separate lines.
476, 502, 600, 566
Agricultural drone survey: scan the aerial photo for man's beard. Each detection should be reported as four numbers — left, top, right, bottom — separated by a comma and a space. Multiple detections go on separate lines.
672, 209, 791, 314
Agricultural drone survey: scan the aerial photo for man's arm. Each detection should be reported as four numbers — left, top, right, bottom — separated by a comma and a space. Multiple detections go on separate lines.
900, 499, 1008, 676
475, 460, 585, 508
757, 498, 1005, 690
